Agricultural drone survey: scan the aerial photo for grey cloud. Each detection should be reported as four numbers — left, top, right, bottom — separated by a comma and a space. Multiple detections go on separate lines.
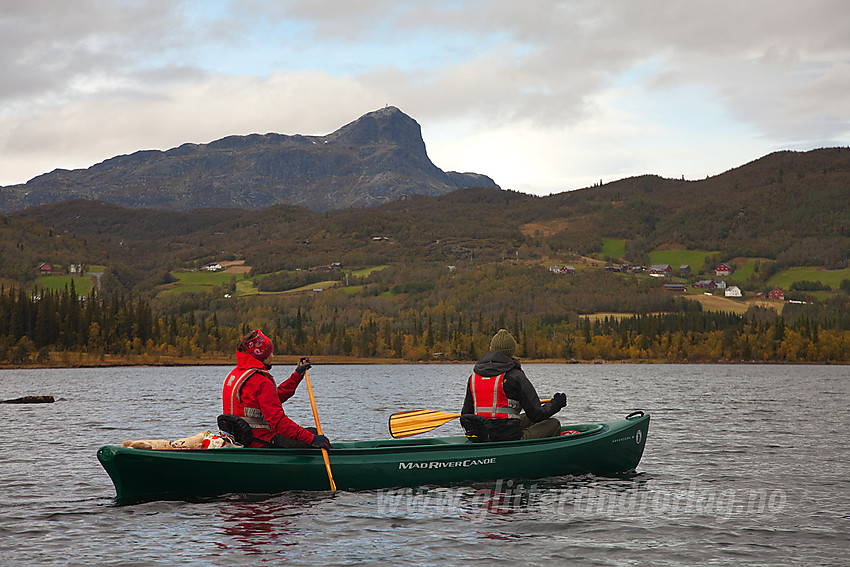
1, 0, 847, 187
0, 1, 193, 101
270, 0, 850, 139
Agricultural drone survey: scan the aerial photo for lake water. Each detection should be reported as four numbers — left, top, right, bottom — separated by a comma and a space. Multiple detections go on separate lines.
0, 363, 847, 566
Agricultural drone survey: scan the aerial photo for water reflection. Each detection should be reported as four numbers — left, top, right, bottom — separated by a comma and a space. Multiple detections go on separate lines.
214, 494, 322, 554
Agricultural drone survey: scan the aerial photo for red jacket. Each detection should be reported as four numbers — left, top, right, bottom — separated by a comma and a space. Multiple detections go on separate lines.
222, 351, 314, 447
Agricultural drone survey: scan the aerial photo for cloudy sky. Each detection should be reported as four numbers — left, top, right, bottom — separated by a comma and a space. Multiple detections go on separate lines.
2, 0, 848, 195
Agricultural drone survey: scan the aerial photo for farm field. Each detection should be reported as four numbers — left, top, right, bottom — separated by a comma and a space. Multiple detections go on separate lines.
600, 238, 626, 260
767, 266, 850, 290
648, 249, 718, 269
349, 265, 389, 277
689, 293, 784, 315
159, 266, 388, 297
725, 257, 768, 282
158, 271, 248, 297
233, 279, 339, 296
35, 274, 94, 295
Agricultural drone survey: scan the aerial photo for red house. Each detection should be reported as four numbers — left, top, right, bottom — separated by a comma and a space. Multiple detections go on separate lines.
768, 288, 785, 301
715, 263, 734, 276
38, 263, 52, 274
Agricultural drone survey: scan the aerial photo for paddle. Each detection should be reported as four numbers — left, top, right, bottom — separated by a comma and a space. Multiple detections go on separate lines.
389, 410, 462, 438
303, 369, 337, 491
389, 400, 552, 438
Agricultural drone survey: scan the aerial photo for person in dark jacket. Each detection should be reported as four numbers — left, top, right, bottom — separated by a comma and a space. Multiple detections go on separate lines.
461, 329, 567, 442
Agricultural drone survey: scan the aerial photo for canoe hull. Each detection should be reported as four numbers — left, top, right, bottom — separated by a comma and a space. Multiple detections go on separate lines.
98, 412, 649, 503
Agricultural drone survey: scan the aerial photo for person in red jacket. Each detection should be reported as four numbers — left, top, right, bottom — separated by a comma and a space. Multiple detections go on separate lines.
220, 329, 331, 449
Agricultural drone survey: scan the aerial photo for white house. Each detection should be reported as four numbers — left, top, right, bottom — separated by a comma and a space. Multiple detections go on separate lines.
725, 286, 742, 298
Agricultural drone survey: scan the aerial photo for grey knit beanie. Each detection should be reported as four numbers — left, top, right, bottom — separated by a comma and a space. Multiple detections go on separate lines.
490, 329, 516, 357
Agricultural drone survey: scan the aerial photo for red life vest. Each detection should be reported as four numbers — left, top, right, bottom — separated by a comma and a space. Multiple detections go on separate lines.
222, 367, 273, 430
469, 372, 521, 419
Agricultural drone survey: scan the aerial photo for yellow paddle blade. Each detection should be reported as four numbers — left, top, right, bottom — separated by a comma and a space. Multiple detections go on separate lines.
388, 410, 461, 438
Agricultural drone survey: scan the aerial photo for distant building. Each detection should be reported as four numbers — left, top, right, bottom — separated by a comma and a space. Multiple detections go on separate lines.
715, 263, 734, 276
768, 288, 785, 301
678, 265, 691, 274
69, 263, 82, 274
693, 279, 716, 290
663, 283, 686, 292
725, 286, 742, 298
203, 264, 222, 272
649, 264, 672, 277
38, 263, 52, 274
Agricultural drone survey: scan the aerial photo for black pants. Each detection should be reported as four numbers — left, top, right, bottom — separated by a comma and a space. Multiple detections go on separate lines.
269, 427, 317, 448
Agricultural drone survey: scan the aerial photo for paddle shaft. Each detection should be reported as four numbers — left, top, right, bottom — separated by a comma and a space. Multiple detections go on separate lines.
303, 370, 336, 491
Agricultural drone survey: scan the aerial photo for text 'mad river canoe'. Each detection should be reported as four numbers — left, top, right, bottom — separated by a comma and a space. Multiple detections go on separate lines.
97, 411, 649, 504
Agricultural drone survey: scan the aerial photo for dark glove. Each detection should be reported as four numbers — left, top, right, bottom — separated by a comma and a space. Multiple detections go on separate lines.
310, 433, 331, 450
295, 357, 312, 376
553, 392, 567, 410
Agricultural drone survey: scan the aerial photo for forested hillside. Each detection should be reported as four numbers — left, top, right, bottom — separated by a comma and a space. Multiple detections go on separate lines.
2, 147, 850, 365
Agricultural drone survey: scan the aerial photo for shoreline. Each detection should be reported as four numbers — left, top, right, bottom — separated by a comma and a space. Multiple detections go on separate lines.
1, 353, 844, 370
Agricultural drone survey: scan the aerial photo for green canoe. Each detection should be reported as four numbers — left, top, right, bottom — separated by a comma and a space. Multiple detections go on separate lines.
98, 411, 649, 504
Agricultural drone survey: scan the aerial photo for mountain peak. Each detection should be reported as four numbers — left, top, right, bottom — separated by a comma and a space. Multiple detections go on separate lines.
0, 107, 498, 212
330, 106, 425, 152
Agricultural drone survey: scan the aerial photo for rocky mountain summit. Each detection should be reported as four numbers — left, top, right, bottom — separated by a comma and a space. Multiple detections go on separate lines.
0, 107, 498, 212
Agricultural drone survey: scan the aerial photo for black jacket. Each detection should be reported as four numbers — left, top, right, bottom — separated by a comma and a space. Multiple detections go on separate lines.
461, 351, 561, 424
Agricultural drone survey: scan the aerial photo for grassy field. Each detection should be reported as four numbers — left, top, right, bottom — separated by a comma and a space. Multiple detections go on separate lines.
158, 271, 248, 296
158, 265, 390, 297
348, 265, 389, 277
648, 249, 718, 269
727, 258, 759, 282
690, 294, 785, 315
767, 266, 850, 290
35, 275, 94, 295
600, 238, 626, 260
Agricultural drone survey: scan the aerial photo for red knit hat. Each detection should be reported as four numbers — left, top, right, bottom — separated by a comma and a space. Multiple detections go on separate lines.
241, 329, 274, 361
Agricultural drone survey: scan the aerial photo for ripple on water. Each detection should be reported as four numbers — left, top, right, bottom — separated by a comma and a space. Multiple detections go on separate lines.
0, 364, 847, 566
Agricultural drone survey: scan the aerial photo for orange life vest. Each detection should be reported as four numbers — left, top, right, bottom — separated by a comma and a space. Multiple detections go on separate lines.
469, 372, 521, 419
222, 367, 273, 429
